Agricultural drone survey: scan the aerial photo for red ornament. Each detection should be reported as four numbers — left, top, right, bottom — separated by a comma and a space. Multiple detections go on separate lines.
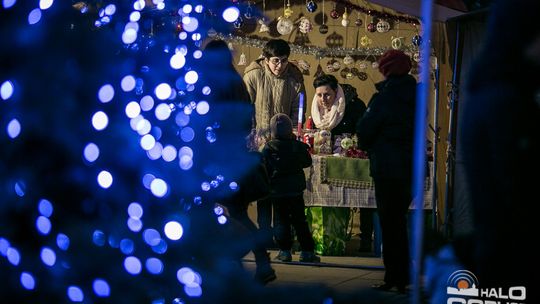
367, 22, 376, 32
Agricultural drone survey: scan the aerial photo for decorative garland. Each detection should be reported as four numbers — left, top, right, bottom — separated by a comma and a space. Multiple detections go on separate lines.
216, 32, 417, 58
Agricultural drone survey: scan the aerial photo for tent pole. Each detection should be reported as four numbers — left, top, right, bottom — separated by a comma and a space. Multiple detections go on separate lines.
411, 0, 433, 303
443, 21, 461, 238
431, 61, 440, 231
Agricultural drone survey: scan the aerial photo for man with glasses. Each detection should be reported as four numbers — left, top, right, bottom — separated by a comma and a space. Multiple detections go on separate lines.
243, 38, 306, 251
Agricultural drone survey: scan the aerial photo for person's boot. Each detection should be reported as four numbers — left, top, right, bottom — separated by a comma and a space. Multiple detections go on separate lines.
254, 263, 276, 285
299, 251, 320, 263
274, 250, 292, 262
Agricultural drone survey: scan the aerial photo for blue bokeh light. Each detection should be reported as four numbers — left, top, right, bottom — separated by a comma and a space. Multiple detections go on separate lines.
150, 178, 168, 198
93, 279, 110, 297
180, 127, 195, 142
179, 155, 193, 170
140, 95, 154, 111
39, 0, 53, 10
201, 182, 210, 192
20, 272, 36, 290
217, 215, 227, 225
136, 119, 152, 135
133, 0, 145, 11
147, 142, 163, 160
184, 284, 203, 297
162, 145, 177, 162
1, 80, 14, 100
170, 53, 186, 70
151, 239, 168, 254
38, 198, 53, 217
97, 170, 113, 189
122, 28, 137, 44
129, 11, 141, 22
28, 8, 42, 25
142, 173, 155, 189
56, 233, 70, 251
83, 142, 100, 162
93, 230, 106, 246
127, 217, 143, 232
2, 0, 17, 9
36, 215, 52, 235
7, 118, 21, 139
14, 180, 26, 196
120, 238, 134, 254
164, 221, 183, 241
121, 75, 136, 92
140, 134, 156, 151
91, 111, 109, 131
182, 4, 192, 14
98, 84, 115, 103
145, 257, 164, 275
182, 17, 199, 33
155, 103, 172, 121
7, 247, 21, 266
143, 229, 161, 246
104, 4, 116, 15
222, 7, 240, 23
0, 238, 10, 256
124, 256, 142, 275
67, 286, 84, 302
184, 71, 198, 85
175, 112, 190, 127
128, 202, 143, 219
125, 101, 141, 118
40, 247, 56, 266
155, 83, 172, 100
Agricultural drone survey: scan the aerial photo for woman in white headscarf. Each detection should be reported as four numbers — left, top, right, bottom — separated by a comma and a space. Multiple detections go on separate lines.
311, 74, 366, 139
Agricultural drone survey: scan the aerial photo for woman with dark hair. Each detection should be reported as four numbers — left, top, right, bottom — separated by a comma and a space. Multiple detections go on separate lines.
310, 74, 373, 254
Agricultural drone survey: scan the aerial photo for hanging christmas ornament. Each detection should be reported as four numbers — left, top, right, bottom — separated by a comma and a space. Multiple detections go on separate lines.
284, 0, 294, 18
306, 0, 317, 13
238, 53, 247, 66
413, 52, 421, 63
355, 10, 363, 27
330, 4, 339, 19
259, 18, 269, 32
391, 36, 404, 49
412, 34, 423, 47
358, 61, 368, 70
376, 19, 390, 32
233, 16, 244, 28
298, 16, 313, 34
277, 17, 294, 35
297, 59, 311, 74
343, 54, 354, 66
360, 35, 372, 47
326, 60, 336, 73
207, 27, 217, 37
319, 0, 328, 34
244, 2, 253, 19
259, 0, 269, 32
326, 31, 344, 48
340, 67, 351, 79
367, 21, 377, 33
371, 61, 379, 69
341, 9, 350, 27
357, 71, 368, 81
332, 59, 341, 71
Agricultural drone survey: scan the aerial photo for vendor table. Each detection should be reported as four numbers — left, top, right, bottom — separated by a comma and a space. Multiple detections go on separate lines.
303, 155, 434, 256
304, 155, 433, 209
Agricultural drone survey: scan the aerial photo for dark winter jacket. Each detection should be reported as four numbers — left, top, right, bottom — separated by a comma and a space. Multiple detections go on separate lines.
330, 83, 367, 138
356, 74, 417, 180
262, 138, 312, 197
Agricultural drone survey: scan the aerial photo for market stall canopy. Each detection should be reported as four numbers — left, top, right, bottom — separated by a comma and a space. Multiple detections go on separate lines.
369, 0, 492, 21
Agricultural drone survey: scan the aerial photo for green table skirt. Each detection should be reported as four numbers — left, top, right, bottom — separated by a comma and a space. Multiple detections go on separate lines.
306, 207, 350, 256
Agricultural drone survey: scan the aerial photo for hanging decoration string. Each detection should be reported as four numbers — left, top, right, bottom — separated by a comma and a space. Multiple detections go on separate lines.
330, 0, 419, 25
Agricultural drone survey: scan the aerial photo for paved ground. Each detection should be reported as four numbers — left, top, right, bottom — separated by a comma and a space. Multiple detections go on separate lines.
243, 251, 414, 304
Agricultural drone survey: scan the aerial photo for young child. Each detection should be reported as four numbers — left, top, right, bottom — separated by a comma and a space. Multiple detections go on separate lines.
262, 113, 320, 263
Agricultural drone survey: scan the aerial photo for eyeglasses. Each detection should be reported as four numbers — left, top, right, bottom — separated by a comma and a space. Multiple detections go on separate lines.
268, 57, 288, 65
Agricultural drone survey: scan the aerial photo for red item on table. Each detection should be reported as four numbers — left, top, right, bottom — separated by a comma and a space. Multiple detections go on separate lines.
306, 116, 314, 129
